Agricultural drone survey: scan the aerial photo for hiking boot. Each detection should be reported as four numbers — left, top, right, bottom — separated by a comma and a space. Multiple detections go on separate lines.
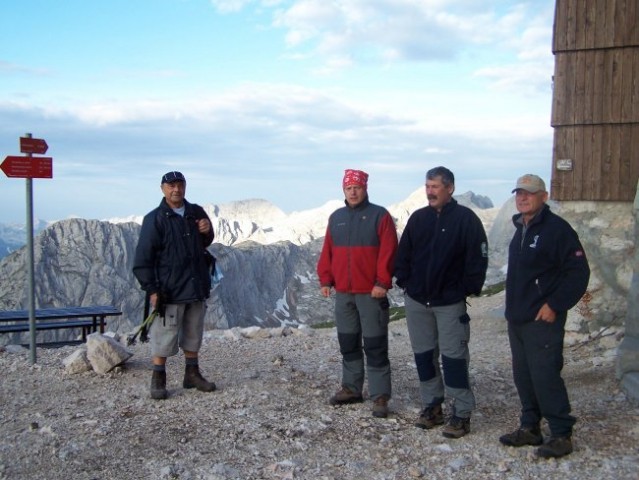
329, 387, 363, 406
372, 396, 389, 418
183, 365, 216, 392
536, 436, 573, 458
499, 426, 543, 447
442, 415, 471, 439
414, 404, 444, 429
150, 370, 168, 400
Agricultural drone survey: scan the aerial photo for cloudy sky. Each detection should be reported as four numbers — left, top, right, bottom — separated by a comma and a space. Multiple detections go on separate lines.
0, 0, 556, 224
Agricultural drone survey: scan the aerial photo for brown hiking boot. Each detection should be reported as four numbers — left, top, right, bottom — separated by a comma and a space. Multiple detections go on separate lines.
499, 426, 543, 447
329, 387, 363, 405
536, 436, 573, 458
442, 415, 471, 439
415, 404, 444, 429
372, 396, 389, 418
150, 370, 168, 400
183, 365, 216, 392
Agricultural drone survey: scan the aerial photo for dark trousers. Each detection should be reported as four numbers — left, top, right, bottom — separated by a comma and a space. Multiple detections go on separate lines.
507, 314, 576, 437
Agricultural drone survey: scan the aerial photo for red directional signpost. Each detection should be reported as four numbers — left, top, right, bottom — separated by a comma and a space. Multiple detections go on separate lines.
1, 134, 54, 364
1, 156, 53, 178
20, 136, 49, 155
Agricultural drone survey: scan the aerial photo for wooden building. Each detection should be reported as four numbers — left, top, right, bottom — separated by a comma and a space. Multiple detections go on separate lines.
551, 0, 639, 201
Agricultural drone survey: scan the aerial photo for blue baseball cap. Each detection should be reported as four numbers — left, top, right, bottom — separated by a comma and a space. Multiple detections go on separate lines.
161, 171, 185, 184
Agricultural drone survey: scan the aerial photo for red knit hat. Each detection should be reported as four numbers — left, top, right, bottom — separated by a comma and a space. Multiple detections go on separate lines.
342, 169, 368, 188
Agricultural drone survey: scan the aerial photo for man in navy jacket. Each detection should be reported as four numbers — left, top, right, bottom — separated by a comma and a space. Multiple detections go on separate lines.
499, 174, 590, 458
395, 166, 488, 439
133, 171, 216, 400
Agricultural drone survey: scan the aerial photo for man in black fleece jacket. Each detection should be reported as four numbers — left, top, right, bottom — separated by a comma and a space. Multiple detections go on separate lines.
499, 174, 590, 459
395, 166, 488, 439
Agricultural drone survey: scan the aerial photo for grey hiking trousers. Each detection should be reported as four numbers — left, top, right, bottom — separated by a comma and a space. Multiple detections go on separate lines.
404, 295, 475, 418
334, 292, 391, 401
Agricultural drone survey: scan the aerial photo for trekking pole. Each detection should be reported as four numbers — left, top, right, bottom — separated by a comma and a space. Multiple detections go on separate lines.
126, 309, 158, 346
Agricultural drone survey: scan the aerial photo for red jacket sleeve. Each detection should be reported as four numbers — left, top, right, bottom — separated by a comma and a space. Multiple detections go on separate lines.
317, 226, 335, 287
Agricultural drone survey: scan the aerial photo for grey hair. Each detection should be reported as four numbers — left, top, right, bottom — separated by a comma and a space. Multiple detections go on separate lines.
426, 166, 455, 187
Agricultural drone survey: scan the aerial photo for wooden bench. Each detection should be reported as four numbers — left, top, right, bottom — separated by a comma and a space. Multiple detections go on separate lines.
0, 306, 122, 344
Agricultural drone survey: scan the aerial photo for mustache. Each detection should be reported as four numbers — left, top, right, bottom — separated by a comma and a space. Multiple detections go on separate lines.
427, 195, 438, 200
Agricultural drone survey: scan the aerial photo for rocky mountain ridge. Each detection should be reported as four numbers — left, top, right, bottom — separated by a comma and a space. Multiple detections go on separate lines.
0, 189, 496, 256
0, 191, 507, 345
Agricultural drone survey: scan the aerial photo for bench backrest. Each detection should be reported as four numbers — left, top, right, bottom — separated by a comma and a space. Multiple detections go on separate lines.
0, 306, 122, 322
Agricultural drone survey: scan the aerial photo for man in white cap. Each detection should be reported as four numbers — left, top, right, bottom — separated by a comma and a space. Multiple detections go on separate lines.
499, 174, 590, 458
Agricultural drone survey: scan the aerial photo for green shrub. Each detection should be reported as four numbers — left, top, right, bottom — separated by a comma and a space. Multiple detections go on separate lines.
481, 281, 506, 296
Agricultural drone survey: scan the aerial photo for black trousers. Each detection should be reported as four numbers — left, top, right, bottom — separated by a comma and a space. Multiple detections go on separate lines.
507, 314, 576, 437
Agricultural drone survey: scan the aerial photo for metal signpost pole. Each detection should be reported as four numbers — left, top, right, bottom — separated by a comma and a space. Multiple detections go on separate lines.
1, 133, 52, 364
25, 133, 37, 364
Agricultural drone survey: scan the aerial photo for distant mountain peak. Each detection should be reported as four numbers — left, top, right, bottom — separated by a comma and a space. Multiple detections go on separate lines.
454, 191, 494, 209
0, 190, 498, 256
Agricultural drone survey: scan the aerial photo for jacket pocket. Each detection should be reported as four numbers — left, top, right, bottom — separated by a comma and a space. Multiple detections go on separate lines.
163, 304, 179, 327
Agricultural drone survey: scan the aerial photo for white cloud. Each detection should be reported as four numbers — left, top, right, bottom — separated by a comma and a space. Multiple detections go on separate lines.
0, 1, 557, 223
213, 0, 556, 96
270, 1, 543, 59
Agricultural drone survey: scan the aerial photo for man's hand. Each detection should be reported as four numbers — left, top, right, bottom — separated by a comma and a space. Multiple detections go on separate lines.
535, 303, 557, 323
150, 292, 166, 317
320, 286, 332, 298
150, 292, 158, 310
371, 286, 387, 298
196, 218, 211, 234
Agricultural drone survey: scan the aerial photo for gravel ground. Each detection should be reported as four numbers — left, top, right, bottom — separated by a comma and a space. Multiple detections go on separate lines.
1, 292, 638, 480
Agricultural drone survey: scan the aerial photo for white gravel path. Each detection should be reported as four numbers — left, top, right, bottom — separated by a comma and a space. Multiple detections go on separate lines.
1, 292, 637, 480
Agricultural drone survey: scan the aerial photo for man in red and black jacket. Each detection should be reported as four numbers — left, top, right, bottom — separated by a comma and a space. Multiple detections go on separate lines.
317, 169, 398, 419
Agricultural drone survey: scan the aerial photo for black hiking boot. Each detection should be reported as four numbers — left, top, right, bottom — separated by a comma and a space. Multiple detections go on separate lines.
150, 370, 168, 400
537, 436, 573, 458
499, 426, 543, 447
183, 364, 216, 392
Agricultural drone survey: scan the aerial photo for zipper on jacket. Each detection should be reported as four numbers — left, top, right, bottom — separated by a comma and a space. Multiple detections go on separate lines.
424, 212, 441, 301
520, 223, 528, 250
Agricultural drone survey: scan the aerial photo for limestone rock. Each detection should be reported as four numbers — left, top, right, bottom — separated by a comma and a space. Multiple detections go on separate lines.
86, 332, 133, 374
240, 326, 271, 339
4, 344, 28, 354
62, 347, 92, 374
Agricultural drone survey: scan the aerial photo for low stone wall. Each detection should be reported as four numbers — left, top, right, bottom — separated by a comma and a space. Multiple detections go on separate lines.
558, 201, 634, 335
558, 192, 639, 404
